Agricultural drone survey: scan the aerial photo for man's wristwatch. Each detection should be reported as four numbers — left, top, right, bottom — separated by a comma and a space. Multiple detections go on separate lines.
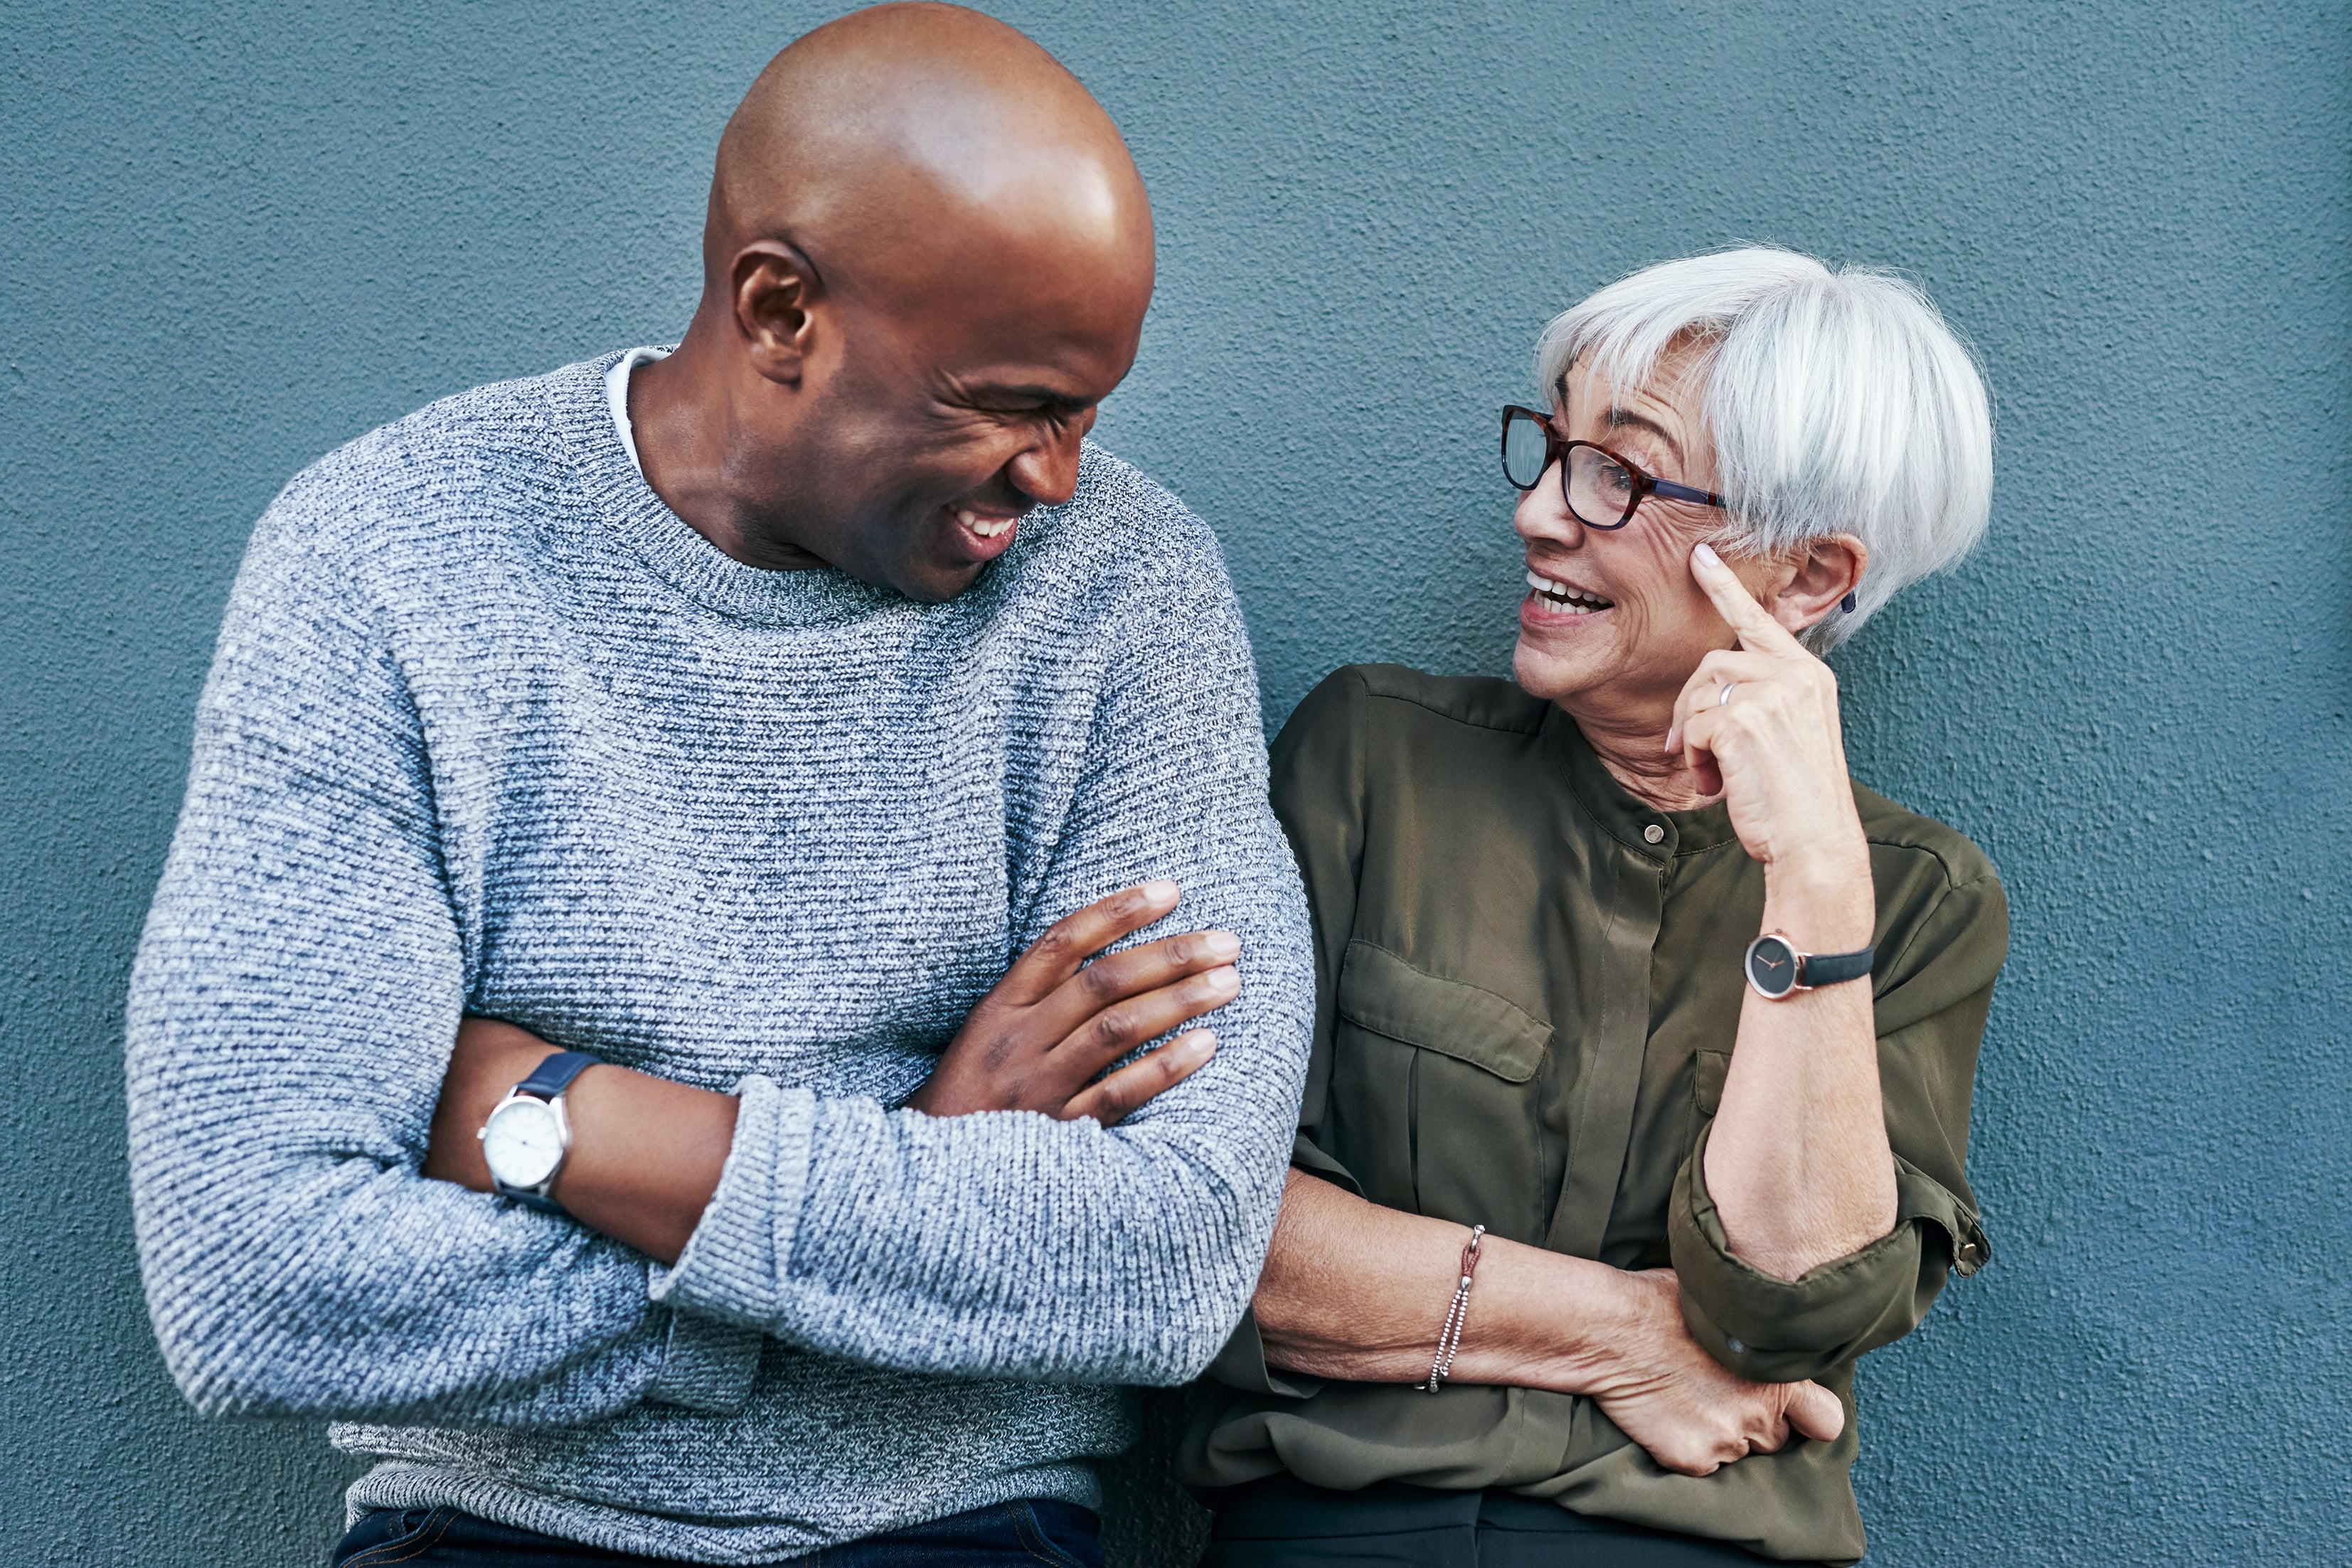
1743, 931, 1875, 1000
477, 1050, 601, 1212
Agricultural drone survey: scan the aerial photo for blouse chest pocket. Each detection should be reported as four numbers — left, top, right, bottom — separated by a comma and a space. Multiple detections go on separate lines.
1324, 940, 1553, 1242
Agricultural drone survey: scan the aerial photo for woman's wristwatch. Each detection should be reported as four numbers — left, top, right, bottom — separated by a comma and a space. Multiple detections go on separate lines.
478, 1050, 602, 1212
1742, 931, 1875, 1000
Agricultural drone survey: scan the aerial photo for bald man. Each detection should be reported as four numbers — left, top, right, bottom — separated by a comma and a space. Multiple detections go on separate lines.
124, 7, 1311, 1564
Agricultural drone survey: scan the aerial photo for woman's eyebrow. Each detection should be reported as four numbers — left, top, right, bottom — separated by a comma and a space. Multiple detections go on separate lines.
1600, 406, 1684, 465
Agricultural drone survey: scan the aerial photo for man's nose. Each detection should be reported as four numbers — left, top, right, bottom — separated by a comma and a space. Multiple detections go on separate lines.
1006, 414, 1092, 508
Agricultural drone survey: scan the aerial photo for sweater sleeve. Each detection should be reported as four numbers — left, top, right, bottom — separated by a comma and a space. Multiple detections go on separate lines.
126, 501, 745, 1425
651, 531, 1316, 1385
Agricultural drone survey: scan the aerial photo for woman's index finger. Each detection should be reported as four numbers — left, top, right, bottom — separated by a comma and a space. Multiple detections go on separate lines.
1689, 542, 1801, 652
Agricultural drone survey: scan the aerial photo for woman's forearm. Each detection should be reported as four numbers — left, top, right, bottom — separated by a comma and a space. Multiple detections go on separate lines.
1703, 851, 1899, 1281
1253, 1170, 1848, 1476
1254, 1169, 1635, 1391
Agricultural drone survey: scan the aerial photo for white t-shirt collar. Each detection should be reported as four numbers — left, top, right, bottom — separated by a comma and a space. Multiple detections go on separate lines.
605, 346, 674, 477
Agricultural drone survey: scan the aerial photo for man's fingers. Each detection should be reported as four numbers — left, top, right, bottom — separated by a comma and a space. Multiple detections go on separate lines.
1061, 965, 1240, 1070
996, 881, 1180, 1004
1063, 1030, 1216, 1126
1690, 541, 1802, 652
1784, 1380, 1846, 1444
1012, 928, 1241, 1045
1067, 927, 1240, 1016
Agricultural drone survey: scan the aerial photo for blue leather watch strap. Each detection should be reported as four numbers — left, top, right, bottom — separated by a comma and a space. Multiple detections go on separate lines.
514, 1050, 600, 1100
1799, 946, 1875, 988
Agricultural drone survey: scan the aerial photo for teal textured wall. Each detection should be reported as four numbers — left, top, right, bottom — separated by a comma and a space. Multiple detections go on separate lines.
5, 1, 2347, 1562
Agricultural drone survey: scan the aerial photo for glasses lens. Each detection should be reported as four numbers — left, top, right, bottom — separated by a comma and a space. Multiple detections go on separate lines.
1501, 412, 1553, 489
1565, 444, 1638, 527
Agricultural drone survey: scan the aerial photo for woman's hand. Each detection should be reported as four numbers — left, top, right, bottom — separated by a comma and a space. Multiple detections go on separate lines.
1664, 542, 1868, 889
905, 880, 1238, 1125
1581, 1268, 1846, 1478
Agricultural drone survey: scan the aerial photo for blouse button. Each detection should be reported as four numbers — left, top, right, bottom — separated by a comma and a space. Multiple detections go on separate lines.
1643, 823, 1665, 844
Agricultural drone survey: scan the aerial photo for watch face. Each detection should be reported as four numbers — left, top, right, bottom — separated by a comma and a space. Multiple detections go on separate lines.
1746, 934, 1800, 998
481, 1098, 565, 1190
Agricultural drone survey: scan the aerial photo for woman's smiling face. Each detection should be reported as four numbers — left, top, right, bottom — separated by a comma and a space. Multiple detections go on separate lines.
1513, 353, 1765, 724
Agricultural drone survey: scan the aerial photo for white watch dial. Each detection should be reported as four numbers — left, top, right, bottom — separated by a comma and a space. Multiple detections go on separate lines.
481, 1098, 565, 1190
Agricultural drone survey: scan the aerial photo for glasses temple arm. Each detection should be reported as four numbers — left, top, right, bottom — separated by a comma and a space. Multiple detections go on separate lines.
1651, 479, 1728, 508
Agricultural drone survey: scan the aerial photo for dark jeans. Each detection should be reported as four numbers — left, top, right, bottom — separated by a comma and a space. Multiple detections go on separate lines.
331, 1499, 1102, 1568
1201, 1476, 1817, 1568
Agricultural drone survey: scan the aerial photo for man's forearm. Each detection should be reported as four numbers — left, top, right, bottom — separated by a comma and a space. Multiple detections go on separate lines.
424, 1019, 738, 1266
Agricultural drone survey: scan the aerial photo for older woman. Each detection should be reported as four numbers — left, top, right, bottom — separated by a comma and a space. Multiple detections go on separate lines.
1178, 249, 2006, 1567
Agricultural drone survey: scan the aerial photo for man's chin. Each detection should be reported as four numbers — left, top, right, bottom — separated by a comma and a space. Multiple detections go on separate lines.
883, 554, 989, 605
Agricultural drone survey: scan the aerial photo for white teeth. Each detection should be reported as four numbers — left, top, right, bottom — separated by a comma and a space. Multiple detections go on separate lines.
1525, 568, 1611, 612
957, 509, 1013, 540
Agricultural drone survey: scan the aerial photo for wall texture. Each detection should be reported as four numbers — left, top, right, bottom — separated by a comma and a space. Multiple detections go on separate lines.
5, 1, 2347, 1562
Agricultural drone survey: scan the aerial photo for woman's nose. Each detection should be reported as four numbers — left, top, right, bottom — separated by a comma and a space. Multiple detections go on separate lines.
1513, 470, 1586, 547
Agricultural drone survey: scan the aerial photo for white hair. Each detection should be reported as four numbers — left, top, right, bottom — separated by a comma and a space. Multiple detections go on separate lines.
1533, 247, 1992, 651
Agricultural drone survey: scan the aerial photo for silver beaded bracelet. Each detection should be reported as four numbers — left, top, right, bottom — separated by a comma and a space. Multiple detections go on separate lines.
1421, 1223, 1486, 1393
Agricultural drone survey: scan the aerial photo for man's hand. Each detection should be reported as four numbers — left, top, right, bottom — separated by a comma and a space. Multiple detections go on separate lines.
1582, 1267, 1846, 1477
907, 880, 1238, 1124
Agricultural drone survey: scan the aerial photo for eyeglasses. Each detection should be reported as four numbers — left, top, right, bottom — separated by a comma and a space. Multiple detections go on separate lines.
1499, 405, 1727, 530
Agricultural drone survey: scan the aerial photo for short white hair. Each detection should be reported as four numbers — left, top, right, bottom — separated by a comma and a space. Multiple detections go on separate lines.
1534, 247, 1993, 651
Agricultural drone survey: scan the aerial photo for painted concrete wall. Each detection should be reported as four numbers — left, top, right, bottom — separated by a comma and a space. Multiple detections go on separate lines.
5, 1, 2346, 1562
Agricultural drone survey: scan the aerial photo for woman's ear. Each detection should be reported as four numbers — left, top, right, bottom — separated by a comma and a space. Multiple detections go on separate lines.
1771, 533, 1868, 635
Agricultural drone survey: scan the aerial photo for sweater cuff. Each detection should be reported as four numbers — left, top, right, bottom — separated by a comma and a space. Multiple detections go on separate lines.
648, 1076, 815, 1330
1669, 1124, 1988, 1383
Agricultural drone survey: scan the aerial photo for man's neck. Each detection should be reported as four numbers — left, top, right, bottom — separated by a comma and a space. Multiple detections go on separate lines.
628, 326, 830, 573
1565, 701, 1723, 815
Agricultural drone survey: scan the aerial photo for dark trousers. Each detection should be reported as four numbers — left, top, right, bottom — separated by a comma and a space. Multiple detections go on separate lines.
331, 1499, 1101, 1567
1202, 1476, 1817, 1568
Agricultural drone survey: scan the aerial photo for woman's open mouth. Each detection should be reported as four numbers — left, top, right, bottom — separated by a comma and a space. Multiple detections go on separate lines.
1524, 569, 1614, 617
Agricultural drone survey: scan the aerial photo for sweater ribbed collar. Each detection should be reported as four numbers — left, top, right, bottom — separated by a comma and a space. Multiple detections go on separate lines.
559, 351, 903, 629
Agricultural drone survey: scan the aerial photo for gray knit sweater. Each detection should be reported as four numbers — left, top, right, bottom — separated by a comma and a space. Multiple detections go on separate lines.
124, 353, 1314, 1563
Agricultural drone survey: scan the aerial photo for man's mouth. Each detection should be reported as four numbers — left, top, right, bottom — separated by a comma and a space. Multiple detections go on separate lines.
1525, 568, 1614, 615
956, 508, 1017, 541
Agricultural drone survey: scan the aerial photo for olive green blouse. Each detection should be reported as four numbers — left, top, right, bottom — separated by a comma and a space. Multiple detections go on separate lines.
1178, 667, 2008, 1566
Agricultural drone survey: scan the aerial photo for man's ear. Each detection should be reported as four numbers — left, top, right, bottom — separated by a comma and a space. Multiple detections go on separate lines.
730, 241, 822, 386
1772, 533, 1868, 635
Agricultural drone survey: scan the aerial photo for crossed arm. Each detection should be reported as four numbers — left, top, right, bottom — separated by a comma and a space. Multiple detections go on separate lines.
423, 882, 1249, 1266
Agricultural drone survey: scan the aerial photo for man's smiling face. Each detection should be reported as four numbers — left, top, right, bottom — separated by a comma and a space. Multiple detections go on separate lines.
784, 220, 1148, 602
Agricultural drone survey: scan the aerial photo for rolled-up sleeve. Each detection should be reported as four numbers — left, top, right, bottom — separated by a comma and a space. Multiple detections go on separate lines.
1669, 870, 2007, 1384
